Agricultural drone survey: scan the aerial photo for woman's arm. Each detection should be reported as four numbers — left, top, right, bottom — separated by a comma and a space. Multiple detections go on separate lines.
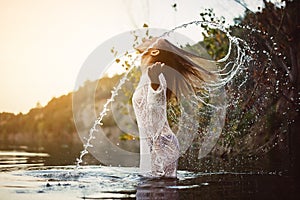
147, 62, 164, 90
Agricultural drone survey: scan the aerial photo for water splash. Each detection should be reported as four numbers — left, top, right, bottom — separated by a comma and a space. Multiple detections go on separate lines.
75, 70, 129, 169
74, 19, 295, 171
74, 21, 249, 168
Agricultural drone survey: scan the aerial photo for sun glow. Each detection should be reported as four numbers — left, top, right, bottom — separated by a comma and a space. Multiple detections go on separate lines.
0, 0, 250, 114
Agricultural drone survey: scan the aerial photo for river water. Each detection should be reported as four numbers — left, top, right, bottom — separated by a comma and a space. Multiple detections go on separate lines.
0, 150, 298, 200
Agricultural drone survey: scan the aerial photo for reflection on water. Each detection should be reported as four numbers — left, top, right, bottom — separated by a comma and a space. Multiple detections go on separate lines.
0, 151, 49, 170
0, 152, 298, 200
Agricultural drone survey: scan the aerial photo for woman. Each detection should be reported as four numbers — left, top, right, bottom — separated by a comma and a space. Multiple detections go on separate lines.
132, 37, 217, 178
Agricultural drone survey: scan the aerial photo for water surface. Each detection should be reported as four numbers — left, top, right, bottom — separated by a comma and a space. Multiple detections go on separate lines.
0, 150, 298, 200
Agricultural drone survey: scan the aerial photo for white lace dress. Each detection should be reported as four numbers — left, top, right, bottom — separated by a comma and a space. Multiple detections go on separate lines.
132, 71, 180, 178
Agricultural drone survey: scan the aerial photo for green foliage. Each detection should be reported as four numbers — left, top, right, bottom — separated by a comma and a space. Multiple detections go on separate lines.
0, 75, 123, 147
119, 133, 138, 141
0, 93, 77, 147
199, 8, 229, 60
199, 1, 299, 156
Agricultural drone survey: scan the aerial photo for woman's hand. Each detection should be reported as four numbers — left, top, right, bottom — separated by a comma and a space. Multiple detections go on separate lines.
148, 62, 164, 84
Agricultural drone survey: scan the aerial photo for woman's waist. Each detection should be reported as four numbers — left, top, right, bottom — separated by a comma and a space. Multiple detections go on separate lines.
138, 124, 174, 137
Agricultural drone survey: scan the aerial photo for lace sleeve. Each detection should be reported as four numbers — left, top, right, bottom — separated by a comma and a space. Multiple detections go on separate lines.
146, 73, 167, 140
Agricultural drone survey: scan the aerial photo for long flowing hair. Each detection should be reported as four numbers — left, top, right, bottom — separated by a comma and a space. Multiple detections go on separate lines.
136, 38, 218, 100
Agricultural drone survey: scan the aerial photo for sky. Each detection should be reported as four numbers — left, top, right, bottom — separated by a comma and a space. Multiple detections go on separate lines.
0, 0, 265, 114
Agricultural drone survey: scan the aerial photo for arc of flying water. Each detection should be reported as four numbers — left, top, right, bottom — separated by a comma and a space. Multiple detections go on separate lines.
75, 20, 250, 169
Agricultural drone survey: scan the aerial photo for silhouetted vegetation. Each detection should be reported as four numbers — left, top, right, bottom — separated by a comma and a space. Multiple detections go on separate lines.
179, 0, 300, 171
0, 76, 122, 165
